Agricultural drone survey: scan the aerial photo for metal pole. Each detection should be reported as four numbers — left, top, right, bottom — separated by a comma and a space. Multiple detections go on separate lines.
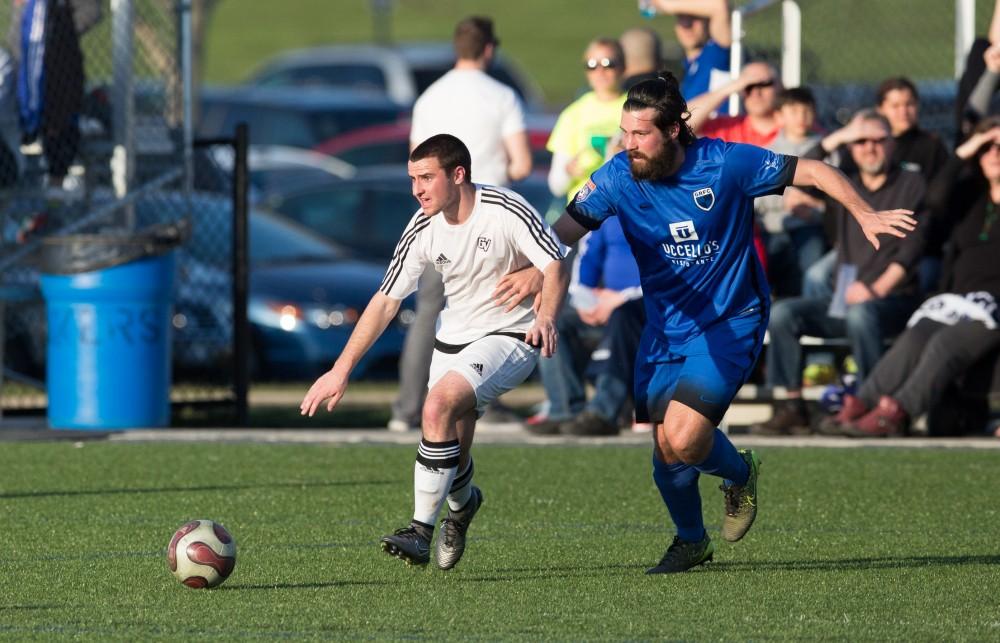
728, 8, 742, 116
955, 0, 976, 79
781, 1, 801, 89
232, 123, 250, 427
179, 0, 193, 197
111, 0, 135, 226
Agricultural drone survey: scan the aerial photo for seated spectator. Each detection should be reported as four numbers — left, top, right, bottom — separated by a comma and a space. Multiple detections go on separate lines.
820, 117, 1000, 438
955, 0, 1000, 142
751, 110, 928, 436
754, 87, 827, 297
525, 216, 643, 436
620, 27, 663, 91
687, 62, 781, 146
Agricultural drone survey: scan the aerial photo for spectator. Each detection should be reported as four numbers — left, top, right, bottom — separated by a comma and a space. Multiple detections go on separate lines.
751, 110, 928, 436
820, 117, 1000, 438
525, 216, 644, 436
687, 61, 780, 146
546, 37, 627, 203
649, 0, 731, 99
620, 26, 663, 91
389, 16, 533, 432
754, 87, 826, 297
955, 0, 1000, 142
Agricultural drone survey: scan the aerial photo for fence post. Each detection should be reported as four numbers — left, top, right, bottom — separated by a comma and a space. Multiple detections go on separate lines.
233, 123, 250, 427
111, 0, 135, 226
781, 1, 801, 89
955, 0, 976, 79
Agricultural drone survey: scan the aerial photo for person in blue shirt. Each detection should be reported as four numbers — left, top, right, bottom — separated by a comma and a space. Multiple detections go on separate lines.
549, 72, 916, 574
649, 0, 732, 100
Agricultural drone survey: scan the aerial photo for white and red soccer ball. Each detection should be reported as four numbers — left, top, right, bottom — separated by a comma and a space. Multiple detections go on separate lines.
167, 519, 237, 588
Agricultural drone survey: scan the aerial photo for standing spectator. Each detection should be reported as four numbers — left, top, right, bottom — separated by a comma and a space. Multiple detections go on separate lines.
752, 110, 928, 436
821, 118, 1000, 438
754, 87, 826, 297
16, 0, 85, 190
649, 0, 731, 99
955, 0, 1000, 143
620, 26, 663, 91
389, 16, 533, 432
525, 216, 643, 436
547, 37, 627, 204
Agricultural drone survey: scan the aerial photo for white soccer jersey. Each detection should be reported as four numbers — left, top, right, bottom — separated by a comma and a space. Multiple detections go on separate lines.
380, 185, 566, 345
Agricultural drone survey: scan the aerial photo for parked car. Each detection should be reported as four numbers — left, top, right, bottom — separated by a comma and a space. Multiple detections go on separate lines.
4, 191, 413, 382
261, 167, 558, 261
313, 113, 556, 173
197, 86, 408, 150
245, 42, 546, 112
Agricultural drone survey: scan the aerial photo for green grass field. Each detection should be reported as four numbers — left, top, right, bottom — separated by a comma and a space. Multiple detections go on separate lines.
1, 442, 998, 639
203, 0, 997, 108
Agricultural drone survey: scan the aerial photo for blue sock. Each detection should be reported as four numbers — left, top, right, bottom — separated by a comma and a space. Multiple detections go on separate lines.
652, 456, 705, 543
693, 428, 749, 487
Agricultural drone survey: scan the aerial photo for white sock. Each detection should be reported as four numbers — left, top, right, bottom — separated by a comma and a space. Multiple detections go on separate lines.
412, 438, 460, 526
447, 457, 475, 512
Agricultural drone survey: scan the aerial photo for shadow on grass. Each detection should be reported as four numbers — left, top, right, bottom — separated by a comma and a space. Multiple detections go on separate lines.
705, 553, 1000, 572
0, 479, 398, 500
222, 579, 397, 591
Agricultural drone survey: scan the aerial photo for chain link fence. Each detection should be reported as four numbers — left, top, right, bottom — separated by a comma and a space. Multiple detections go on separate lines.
0, 0, 242, 421
734, 0, 993, 143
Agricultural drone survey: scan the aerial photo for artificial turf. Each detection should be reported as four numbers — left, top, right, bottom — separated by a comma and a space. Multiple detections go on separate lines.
0, 441, 997, 640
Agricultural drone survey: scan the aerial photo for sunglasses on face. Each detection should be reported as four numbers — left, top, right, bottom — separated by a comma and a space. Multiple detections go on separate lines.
584, 57, 620, 71
743, 80, 775, 94
851, 137, 889, 146
981, 142, 1000, 154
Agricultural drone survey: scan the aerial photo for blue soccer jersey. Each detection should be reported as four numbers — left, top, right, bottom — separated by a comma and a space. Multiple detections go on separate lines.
567, 137, 796, 358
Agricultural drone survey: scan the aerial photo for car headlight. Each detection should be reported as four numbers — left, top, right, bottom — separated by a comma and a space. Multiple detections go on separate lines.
262, 302, 360, 331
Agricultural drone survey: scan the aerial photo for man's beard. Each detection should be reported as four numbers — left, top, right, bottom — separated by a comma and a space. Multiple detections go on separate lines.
628, 141, 679, 180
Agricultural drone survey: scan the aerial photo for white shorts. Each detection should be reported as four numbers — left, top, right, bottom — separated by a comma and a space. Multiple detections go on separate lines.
428, 334, 539, 416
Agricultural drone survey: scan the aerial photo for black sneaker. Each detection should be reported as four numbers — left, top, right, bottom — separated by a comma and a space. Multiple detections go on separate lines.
436, 486, 483, 570
646, 534, 714, 574
380, 525, 431, 566
559, 411, 619, 436
749, 402, 811, 436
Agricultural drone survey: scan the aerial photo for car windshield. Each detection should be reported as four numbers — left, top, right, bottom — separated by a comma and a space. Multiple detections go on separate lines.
257, 64, 387, 93
250, 213, 344, 264
337, 141, 409, 167
211, 103, 400, 149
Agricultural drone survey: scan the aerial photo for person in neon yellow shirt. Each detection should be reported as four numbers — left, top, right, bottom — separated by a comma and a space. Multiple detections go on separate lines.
547, 38, 627, 203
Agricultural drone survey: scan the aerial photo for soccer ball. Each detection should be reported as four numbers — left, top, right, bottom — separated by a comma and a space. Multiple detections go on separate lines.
167, 519, 237, 588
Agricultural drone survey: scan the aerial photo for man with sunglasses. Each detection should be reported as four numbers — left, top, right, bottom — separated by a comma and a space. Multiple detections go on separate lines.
753, 110, 929, 436
685, 62, 782, 147
648, 0, 732, 100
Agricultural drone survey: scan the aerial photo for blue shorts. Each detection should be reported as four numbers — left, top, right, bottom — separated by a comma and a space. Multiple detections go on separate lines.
634, 311, 766, 426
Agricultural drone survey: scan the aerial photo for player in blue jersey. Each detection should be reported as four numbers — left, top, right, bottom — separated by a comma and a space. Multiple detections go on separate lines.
549, 73, 916, 574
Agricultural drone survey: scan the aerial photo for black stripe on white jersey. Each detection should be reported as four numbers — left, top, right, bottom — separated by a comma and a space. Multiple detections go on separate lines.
380, 215, 432, 294
480, 188, 563, 260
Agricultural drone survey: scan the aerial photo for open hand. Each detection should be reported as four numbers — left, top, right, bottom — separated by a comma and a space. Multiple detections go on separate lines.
299, 368, 349, 417
493, 267, 542, 312
854, 209, 917, 250
525, 315, 558, 358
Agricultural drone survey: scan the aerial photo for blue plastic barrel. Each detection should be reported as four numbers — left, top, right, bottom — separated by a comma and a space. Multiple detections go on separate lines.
40, 252, 175, 429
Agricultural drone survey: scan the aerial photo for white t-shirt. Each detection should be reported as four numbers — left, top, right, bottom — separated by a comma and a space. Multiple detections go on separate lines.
380, 185, 567, 345
410, 69, 526, 187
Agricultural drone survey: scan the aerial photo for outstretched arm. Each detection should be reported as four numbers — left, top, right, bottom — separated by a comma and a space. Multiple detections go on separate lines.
300, 292, 402, 416
791, 158, 916, 250
652, 0, 732, 47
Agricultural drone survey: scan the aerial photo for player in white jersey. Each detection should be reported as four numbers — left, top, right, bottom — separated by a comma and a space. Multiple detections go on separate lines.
301, 134, 568, 569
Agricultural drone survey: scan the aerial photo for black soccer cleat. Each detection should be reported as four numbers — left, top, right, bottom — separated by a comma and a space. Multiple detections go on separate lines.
436, 486, 483, 570
646, 534, 714, 574
380, 526, 431, 566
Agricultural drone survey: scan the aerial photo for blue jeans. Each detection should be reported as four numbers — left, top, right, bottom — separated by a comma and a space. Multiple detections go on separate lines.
536, 306, 600, 420
763, 224, 827, 297
766, 294, 919, 388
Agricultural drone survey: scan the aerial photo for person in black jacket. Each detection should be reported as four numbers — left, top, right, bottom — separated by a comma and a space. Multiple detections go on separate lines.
821, 116, 1000, 438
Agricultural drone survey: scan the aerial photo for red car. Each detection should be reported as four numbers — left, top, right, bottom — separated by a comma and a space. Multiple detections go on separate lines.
313, 115, 555, 172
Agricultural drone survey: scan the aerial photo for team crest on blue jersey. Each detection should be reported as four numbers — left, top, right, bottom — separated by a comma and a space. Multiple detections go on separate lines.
575, 179, 596, 203
692, 187, 715, 211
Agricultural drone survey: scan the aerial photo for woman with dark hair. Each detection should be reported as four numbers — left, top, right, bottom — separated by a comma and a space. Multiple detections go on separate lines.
821, 115, 1000, 438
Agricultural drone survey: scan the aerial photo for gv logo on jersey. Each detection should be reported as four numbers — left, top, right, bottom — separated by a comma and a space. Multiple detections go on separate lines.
477, 236, 492, 252
692, 187, 715, 211
669, 220, 699, 243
